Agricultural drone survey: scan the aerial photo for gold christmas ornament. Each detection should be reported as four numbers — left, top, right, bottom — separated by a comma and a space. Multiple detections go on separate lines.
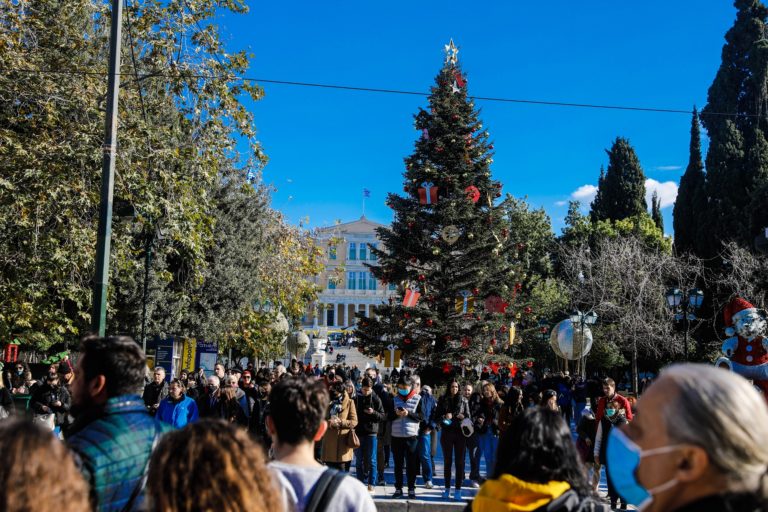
441, 225, 461, 245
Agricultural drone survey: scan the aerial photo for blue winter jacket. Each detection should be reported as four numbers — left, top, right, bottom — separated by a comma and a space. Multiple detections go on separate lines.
156, 394, 199, 429
419, 391, 438, 433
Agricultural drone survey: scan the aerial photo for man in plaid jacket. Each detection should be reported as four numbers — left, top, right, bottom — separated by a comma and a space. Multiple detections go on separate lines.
66, 336, 170, 512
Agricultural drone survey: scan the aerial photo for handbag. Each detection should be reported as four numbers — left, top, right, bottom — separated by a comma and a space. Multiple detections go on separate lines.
347, 428, 361, 449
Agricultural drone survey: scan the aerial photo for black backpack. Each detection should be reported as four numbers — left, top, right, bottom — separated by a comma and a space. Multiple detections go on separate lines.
305, 468, 346, 512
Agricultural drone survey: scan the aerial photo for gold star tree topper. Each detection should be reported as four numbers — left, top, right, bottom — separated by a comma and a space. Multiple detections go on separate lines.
444, 39, 459, 65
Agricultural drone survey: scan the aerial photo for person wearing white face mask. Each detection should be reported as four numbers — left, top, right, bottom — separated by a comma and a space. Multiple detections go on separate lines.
606, 363, 768, 512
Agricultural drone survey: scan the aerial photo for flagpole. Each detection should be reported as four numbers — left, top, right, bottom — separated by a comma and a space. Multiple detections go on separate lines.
362, 192, 366, 217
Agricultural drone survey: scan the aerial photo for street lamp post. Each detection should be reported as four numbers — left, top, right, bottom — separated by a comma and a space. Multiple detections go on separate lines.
569, 310, 598, 378
665, 288, 704, 361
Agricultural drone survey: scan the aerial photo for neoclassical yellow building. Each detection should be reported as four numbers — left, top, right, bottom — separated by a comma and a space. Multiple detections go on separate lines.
303, 216, 396, 329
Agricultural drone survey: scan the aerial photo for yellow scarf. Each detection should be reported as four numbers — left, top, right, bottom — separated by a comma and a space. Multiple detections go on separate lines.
472, 474, 571, 512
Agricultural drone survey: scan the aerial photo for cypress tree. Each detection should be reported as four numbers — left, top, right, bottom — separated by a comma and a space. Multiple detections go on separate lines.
673, 108, 707, 254
701, 0, 768, 255
590, 137, 647, 223
651, 191, 664, 233
589, 166, 607, 223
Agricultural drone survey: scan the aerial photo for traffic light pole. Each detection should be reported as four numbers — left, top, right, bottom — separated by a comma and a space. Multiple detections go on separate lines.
91, 0, 124, 336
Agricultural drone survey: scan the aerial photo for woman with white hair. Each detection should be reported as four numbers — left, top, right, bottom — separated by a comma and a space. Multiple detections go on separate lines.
606, 363, 768, 512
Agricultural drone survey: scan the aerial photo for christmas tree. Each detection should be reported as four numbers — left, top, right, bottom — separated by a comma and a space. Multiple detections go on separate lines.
356, 41, 531, 374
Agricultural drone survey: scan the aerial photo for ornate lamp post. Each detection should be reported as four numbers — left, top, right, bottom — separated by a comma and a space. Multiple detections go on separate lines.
665, 288, 704, 361
569, 310, 598, 377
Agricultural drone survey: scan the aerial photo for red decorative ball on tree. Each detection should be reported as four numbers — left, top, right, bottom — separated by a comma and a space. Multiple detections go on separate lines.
526, 360, 534, 368
404, 338, 412, 345
404, 312, 411, 319
524, 306, 533, 315
500, 325, 508, 333
464, 185, 481, 203
452, 114, 459, 120
410, 256, 417, 264
408, 221, 415, 230
461, 337, 471, 348
426, 319, 433, 327
472, 288, 480, 296
418, 274, 426, 282
442, 362, 452, 374
491, 338, 497, 346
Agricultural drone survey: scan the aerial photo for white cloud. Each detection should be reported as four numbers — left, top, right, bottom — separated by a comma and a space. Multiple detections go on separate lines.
554, 200, 567, 207
645, 179, 678, 209
655, 165, 682, 171
571, 184, 598, 203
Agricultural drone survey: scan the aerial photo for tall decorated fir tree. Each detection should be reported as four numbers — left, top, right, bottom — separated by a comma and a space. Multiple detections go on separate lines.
355, 41, 531, 373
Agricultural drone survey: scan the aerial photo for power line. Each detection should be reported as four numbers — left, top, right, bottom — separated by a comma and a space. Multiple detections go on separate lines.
0, 65, 758, 118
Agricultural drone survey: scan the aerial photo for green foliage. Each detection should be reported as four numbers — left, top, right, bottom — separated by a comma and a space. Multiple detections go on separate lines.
651, 191, 664, 233
590, 137, 647, 223
673, 109, 707, 254
699, 1, 768, 257
0, 0, 321, 352
356, 52, 538, 367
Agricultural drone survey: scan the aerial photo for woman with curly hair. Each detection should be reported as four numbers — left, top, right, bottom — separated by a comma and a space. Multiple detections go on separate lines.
0, 418, 91, 512
147, 418, 283, 512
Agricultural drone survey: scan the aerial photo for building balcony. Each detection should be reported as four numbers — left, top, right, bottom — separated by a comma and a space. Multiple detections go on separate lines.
319, 288, 394, 299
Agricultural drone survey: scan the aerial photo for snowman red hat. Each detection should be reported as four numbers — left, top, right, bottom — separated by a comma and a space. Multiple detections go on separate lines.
724, 297, 759, 337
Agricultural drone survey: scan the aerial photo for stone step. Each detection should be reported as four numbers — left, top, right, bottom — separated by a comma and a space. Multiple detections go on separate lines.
373, 500, 466, 511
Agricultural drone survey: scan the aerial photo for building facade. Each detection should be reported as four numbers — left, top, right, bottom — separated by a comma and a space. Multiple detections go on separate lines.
303, 216, 396, 329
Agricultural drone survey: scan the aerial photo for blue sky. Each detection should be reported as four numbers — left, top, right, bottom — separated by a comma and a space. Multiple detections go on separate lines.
219, 1, 735, 234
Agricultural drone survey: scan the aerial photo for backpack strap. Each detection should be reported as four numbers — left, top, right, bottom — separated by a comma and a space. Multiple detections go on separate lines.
305, 468, 346, 512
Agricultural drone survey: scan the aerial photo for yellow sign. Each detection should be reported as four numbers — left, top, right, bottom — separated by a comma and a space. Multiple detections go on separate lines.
181, 338, 197, 373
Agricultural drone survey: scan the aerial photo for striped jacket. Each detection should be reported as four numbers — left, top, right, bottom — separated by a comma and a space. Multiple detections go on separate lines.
66, 394, 170, 512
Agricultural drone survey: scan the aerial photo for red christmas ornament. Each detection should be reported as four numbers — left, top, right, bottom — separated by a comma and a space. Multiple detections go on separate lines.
426, 319, 434, 327
500, 325, 508, 333
517, 243, 526, 251
442, 362, 452, 374
485, 295, 509, 314
461, 337, 471, 348
436, 146, 444, 153
526, 360, 534, 368
453, 70, 466, 88
418, 274, 426, 282
404, 338, 412, 345
410, 256, 418, 264
491, 338, 497, 346
408, 221, 415, 230
465, 185, 481, 203
417, 182, 439, 205
472, 288, 480, 296
404, 312, 411, 319
495, 192, 502, 198
515, 283, 523, 292
452, 114, 459, 120
510, 363, 519, 378
540, 326, 548, 334
489, 361, 500, 375
524, 306, 533, 315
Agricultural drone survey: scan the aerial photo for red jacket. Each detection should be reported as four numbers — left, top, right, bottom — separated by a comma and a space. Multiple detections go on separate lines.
596, 393, 633, 421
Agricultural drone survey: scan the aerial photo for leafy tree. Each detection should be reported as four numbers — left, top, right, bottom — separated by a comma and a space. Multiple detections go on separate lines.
355, 45, 531, 369
0, 0, 320, 353
673, 109, 707, 254
651, 191, 664, 233
590, 137, 647, 223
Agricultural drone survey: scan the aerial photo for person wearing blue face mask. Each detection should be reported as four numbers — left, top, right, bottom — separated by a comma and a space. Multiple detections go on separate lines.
606, 364, 768, 512
389, 372, 424, 500
594, 398, 629, 509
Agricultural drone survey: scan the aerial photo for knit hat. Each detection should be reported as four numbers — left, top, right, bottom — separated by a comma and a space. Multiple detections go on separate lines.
724, 297, 758, 337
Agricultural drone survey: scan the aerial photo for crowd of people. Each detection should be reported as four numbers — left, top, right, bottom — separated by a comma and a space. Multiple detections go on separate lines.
2, 335, 768, 512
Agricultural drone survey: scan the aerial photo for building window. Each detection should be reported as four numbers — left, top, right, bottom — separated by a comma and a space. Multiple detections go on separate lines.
359, 243, 367, 260
347, 272, 356, 290
369, 275, 376, 290
328, 277, 336, 290
388, 282, 396, 291
328, 245, 337, 260
370, 243, 378, 261
348, 242, 356, 260
358, 272, 367, 290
